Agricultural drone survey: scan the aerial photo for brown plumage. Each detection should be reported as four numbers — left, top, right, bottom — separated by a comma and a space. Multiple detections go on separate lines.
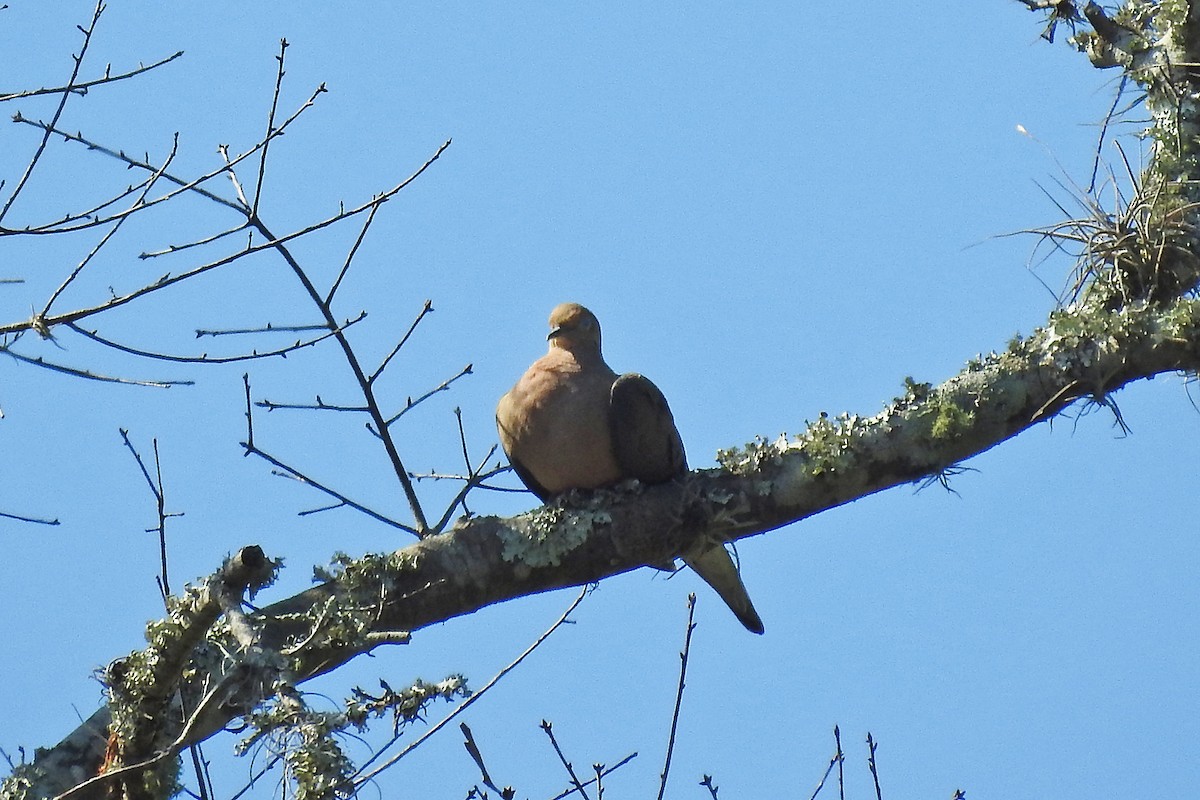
497, 302, 764, 634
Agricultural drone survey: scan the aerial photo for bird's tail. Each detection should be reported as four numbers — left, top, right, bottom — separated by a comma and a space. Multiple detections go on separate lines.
682, 542, 764, 634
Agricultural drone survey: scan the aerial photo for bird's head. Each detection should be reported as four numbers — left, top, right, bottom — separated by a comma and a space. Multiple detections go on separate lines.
547, 302, 602, 353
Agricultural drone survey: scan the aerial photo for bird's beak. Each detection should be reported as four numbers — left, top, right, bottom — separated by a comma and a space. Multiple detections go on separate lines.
547, 326, 563, 341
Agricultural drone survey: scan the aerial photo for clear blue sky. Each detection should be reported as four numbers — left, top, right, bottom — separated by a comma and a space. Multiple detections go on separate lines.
2, 3, 1197, 798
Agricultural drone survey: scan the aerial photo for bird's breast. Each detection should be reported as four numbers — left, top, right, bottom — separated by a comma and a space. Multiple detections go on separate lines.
498, 356, 622, 493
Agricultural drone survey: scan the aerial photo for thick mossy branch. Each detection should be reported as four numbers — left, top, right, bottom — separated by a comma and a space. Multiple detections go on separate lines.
21, 296, 1200, 800
104, 548, 278, 764
263, 294, 1200, 644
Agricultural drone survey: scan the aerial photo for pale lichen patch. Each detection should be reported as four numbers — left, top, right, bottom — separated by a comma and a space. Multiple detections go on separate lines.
770, 452, 812, 508
497, 505, 610, 568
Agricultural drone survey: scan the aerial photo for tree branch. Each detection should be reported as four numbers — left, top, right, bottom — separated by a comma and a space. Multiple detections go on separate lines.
21, 291, 1198, 799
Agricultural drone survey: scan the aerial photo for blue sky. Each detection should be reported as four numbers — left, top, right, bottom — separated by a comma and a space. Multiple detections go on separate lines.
2, 3, 1197, 798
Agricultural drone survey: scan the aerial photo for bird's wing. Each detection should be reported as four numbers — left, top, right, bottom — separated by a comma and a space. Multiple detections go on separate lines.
609, 372, 687, 482
507, 451, 554, 502
611, 372, 765, 634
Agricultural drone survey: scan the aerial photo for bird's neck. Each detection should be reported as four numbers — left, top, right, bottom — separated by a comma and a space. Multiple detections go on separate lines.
548, 344, 608, 369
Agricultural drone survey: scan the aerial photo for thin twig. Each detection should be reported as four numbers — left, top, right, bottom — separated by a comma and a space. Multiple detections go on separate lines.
67, 312, 365, 364
184, 743, 212, 800
0, 510, 60, 525
252, 39, 289, 216
242, 434, 417, 534
226, 755, 284, 800
1, 347, 192, 387
118, 429, 179, 600
141, 220, 250, 260
454, 406, 471, 470
428, 444, 498, 534
0, 139, 447, 341
656, 593, 697, 800
408, 466, 509, 483
371, 299, 434, 384
326, 202, 380, 306
240, 374, 411, 531
807, 726, 845, 800
4, 164, 163, 235
1089, 75, 1131, 195
197, 320, 340, 338
255, 397, 369, 413
41, 137, 179, 318
546, 754, 637, 800
243, 373, 255, 451
866, 732, 882, 800
0, 0, 103, 224
835, 725, 845, 800
241, 140, 451, 535
10, 79, 327, 234
353, 586, 589, 787
460, 723, 508, 796
0, 49, 184, 103
384, 363, 473, 426
218, 144, 251, 211
540, 721, 591, 800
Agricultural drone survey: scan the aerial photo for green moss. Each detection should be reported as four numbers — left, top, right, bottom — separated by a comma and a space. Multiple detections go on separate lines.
928, 398, 975, 441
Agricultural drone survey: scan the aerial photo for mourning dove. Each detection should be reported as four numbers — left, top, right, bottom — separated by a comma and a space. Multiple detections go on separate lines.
496, 302, 764, 634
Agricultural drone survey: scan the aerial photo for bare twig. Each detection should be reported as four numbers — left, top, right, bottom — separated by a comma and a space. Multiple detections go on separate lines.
10, 79, 327, 234
384, 363, 474, 427
1, 347, 192, 387
352, 586, 589, 787
371, 299, 434, 383
240, 375, 410, 531
0, 49, 184, 103
217, 144, 252, 211
67, 311, 366, 364
540, 720, 590, 800
326, 202, 381, 306
225, 754, 284, 800
255, 397, 369, 413
197, 321, 338, 338
866, 732, 882, 800
807, 726, 845, 800
460, 723, 510, 797
835, 725, 845, 800
141, 220, 250, 260
226, 140, 453, 535
240, 402, 417, 534
3, 162, 171, 236
0, 0, 103, 225
40, 136, 179, 318
252, 39, 289, 216
119, 430, 180, 601
656, 593, 697, 800
0, 509, 60, 525
546, 754, 637, 800
427, 444, 498, 534
1089, 75, 1131, 194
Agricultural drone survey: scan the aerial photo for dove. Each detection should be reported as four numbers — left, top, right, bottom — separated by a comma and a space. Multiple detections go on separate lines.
497, 302, 764, 633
